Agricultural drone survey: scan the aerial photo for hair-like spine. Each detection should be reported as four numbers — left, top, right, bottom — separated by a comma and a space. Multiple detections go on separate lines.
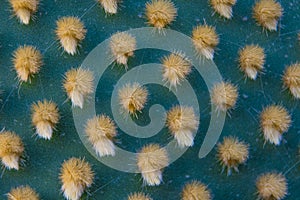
63, 67, 94, 109
260, 105, 291, 145
256, 173, 287, 200
60, 157, 94, 200
137, 143, 169, 186
253, 0, 283, 31
192, 25, 219, 60
128, 192, 153, 200
55, 17, 87, 55
161, 52, 192, 89
282, 63, 300, 99
110, 32, 136, 66
217, 136, 249, 175
166, 106, 199, 148
118, 82, 148, 116
211, 81, 238, 113
145, 0, 177, 30
31, 100, 60, 140
85, 115, 117, 157
9, 0, 39, 24
12, 45, 43, 83
0, 131, 24, 170
98, 0, 119, 14
181, 180, 212, 200
7, 185, 39, 200
238, 45, 265, 80
210, 0, 237, 19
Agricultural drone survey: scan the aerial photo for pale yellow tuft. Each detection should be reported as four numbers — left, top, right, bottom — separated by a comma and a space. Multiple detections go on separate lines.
217, 136, 249, 175
256, 173, 287, 200
63, 67, 94, 109
238, 45, 265, 80
110, 32, 136, 66
12, 45, 43, 83
118, 83, 148, 115
181, 180, 212, 200
60, 157, 94, 200
7, 185, 39, 200
145, 0, 177, 30
137, 143, 169, 186
128, 192, 153, 200
0, 131, 24, 170
9, 0, 39, 24
31, 100, 60, 140
162, 53, 192, 89
85, 115, 117, 157
210, 0, 237, 19
56, 17, 87, 55
166, 106, 199, 148
260, 105, 291, 145
282, 63, 300, 99
253, 0, 283, 31
98, 0, 119, 14
192, 25, 219, 60
211, 81, 238, 112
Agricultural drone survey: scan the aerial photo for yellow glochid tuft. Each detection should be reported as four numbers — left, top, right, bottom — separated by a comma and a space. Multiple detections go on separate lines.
161, 52, 192, 89
181, 180, 212, 200
145, 0, 177, 30
260, 105, 291, 145
210, 0, 237, 19
63, 67, 94, 109
256, 172, 287, 200
166, 105, 199, 148
60, 157, 94, 200
192, 25, 219, 60
137, 143, 169, 186
55, 17, 87, 55
238, 45, 265, 80
9, 0, 39, 25
7, 185, 39, 200
98, 0, 119, 14
118, 82, 148, 116
110, 32, 136, 67
31, 100, 60, 140
85, 115, 117, 157
217, 136, 249, 175
282, 63, 300, 99
128, 192, 153, 200
0, 131, 24, 170
13, 45, 43, 83
211, 81, 238, 113
253, 0, 283, 31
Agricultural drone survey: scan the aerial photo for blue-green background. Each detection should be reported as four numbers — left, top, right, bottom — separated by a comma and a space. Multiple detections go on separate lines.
0, 0, 299, 199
